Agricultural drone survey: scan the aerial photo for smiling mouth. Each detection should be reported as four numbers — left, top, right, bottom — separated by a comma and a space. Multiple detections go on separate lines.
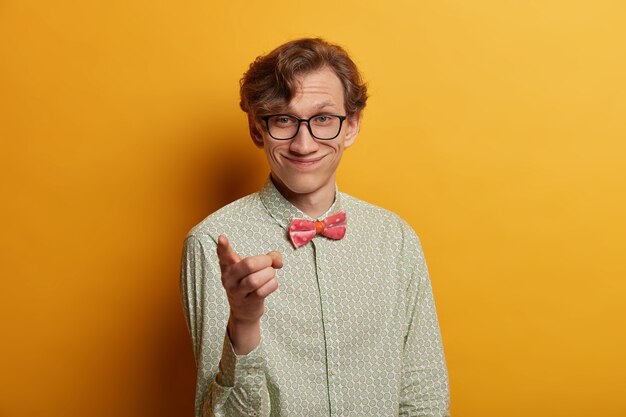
284, 156, 325, 168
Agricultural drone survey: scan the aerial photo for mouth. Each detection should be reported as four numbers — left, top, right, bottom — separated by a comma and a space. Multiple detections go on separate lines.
284, 155, 325, 169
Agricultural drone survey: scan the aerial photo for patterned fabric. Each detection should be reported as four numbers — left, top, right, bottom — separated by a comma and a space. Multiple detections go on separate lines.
180, 177, 450, 417
288, 210, 347, 248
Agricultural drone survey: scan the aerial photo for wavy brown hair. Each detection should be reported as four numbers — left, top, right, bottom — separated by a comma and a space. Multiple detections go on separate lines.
240, 38, 368, 138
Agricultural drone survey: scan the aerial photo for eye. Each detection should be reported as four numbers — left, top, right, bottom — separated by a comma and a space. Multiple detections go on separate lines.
312, 115, 333, 125
271, 116, 294, 126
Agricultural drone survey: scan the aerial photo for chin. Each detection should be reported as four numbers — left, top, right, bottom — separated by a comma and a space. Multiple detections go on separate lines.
282, 179, 322, 195
273, 172, 329, 196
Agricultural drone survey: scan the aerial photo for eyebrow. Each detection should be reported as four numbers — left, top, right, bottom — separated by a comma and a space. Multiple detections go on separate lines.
284, 101, 338, 114
314, 101, 336, 109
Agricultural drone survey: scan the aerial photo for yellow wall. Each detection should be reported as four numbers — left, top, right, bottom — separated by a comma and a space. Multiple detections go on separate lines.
1, 1, 625, 416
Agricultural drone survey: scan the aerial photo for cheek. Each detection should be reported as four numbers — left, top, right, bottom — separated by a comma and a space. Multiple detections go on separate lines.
266, 143, 286, 163
326, 143, 344, 159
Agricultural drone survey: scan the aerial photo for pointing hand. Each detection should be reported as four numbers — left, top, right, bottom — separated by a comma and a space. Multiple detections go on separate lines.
216, 234, 282, 353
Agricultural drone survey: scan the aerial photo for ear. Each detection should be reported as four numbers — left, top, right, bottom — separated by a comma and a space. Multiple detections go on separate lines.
248, 115, 265, 148
343, 112, 361, 149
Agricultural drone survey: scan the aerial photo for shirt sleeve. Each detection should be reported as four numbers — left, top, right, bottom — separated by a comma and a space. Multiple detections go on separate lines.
398, 222, 451, 417
180, 234, 271, 417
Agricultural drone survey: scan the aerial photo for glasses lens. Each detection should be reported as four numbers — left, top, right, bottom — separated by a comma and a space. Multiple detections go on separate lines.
309, 115, 341, 139
267, 115, 299, 140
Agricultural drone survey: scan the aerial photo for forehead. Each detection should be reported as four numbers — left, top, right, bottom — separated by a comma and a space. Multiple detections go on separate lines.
286, 67, 345, 113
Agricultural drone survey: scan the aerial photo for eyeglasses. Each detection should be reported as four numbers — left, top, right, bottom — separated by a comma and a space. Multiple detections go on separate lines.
261, 114, 347, 140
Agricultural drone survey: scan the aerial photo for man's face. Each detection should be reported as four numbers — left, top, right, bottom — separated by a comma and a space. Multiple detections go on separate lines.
253, 66, 361, 202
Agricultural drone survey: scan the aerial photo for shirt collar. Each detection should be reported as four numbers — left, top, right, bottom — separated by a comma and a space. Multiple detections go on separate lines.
258, 176, 344, 230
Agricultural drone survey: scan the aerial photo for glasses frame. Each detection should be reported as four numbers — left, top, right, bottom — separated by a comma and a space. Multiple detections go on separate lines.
261, 114, 347, 140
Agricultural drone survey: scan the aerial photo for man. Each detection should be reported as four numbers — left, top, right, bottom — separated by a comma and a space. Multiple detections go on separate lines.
181, 38, 450, 416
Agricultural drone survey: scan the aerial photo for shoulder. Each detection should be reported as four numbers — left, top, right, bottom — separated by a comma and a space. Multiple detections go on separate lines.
340, 193, 427, 289
341, 192, 420, 245
185, 192, 264, 245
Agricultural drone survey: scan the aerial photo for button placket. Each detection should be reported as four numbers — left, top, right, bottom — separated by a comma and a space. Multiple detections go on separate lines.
313, 239, 342, 416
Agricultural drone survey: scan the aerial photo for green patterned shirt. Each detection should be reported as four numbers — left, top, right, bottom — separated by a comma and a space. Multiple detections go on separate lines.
180, 178, 450, 416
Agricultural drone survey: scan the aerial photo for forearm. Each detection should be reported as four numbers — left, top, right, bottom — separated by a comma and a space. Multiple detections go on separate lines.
398, 360, 450, 417
399, 279, 450, 416
201, 332, 270, 417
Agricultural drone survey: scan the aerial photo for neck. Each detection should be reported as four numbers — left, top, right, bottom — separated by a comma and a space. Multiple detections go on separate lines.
270, 174, 336, 219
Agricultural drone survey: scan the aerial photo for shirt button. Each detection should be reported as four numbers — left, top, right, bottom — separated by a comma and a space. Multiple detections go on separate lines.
329, 368, 337, 376
247, 368, 255, 374
318, 265, 323, 272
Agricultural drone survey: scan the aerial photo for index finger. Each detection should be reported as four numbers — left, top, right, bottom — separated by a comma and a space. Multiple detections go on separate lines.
216, 234, 241, 268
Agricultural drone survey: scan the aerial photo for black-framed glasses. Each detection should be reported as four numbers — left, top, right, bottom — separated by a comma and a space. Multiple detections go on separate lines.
261, 114, 347, 140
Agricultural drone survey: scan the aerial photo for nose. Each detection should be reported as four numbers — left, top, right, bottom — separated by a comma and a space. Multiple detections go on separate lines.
289, 121, 319, 155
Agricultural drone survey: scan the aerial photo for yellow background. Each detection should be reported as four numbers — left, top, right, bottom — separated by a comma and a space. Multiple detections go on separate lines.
1, 1, 625, 416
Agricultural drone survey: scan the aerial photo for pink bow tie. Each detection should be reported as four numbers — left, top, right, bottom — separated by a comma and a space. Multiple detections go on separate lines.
288, 210, 347, 248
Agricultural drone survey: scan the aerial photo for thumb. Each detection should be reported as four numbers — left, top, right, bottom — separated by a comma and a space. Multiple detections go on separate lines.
267, 251, 283, 269
216, 234, 241, 268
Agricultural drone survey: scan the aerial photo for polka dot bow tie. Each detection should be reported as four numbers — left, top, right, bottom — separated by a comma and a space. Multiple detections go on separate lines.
288, 210, 347, 248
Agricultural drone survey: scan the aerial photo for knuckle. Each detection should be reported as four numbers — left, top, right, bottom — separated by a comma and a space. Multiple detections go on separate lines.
248, 268, 272, 288
241, 257, 256, 272
256, 278, 278, 298
245, 274, 261, 289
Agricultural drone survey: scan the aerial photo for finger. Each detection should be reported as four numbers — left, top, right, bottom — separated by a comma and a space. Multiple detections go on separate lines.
267, 251, 283, 269
237, 266, 276, 295
251, 275, 279, 299
231, 254, 274, 277
216, 234, 241, 268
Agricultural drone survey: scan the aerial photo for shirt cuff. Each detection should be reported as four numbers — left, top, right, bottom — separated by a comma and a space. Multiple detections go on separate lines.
216, 330, 266, 388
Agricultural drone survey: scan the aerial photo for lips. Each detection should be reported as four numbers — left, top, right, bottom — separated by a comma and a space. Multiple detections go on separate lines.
284, 155, 325, 168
